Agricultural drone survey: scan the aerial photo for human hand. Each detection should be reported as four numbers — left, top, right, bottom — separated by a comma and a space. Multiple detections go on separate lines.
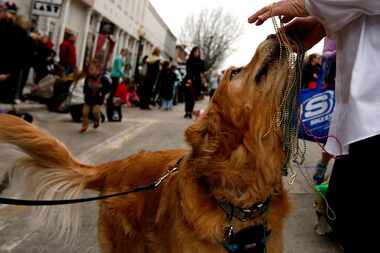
285, 17, 326, 50
0, 74, 10, 81
185, 80, 192, 87
248, 0, 308, 26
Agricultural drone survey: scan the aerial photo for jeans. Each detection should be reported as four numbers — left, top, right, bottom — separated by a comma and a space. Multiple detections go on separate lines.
161, 99, 173, 110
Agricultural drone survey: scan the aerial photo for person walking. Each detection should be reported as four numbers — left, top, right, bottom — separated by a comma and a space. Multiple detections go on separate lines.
59, 31, 77, 75
80, 60, 109, 133
249, 0, 380, 251
184, 47, 205, 119
186, 47, 205, 100
140, 48, 161, 110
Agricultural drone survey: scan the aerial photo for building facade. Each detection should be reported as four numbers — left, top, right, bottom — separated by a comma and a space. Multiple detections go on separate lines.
143, 2, 176, 60
14, 0, 177, 76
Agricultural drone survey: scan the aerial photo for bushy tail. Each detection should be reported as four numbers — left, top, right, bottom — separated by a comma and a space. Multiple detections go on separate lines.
0, 114, 103, 244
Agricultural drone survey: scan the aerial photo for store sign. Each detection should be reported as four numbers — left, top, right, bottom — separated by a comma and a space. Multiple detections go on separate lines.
32, 0, 63, 18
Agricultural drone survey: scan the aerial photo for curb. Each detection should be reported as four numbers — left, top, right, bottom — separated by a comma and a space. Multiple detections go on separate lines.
0, 103, 47, 113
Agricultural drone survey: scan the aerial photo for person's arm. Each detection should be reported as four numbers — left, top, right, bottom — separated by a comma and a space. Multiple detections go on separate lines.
70, 45, 77, 69
249, 0, 380, 31
306, 0, 380, 33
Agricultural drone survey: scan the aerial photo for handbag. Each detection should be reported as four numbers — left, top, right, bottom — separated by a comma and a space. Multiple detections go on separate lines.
298, 81, 335, 143
62, 78, 85, 110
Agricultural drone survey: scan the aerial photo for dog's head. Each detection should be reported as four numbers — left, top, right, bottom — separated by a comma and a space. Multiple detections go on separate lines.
185, 36, 289, 204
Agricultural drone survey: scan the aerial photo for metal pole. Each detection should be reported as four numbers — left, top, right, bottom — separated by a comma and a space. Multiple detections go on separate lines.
134, 37, 143, 81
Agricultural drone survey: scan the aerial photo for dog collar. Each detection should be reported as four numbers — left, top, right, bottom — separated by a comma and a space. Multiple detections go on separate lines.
217, 196, 271, 222
217, 196, 272, 252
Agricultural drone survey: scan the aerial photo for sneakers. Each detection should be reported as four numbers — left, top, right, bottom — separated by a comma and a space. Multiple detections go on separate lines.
184, 112, 192, 119
80, 120, 100, 133
313, 162, 327, 185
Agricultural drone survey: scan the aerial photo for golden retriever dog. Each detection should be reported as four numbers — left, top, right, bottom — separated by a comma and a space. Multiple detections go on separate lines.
0, 36, 290, 253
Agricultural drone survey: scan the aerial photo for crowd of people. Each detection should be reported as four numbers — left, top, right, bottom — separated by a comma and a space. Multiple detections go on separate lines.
0, 1, 220, 133
0, 1, 54, 104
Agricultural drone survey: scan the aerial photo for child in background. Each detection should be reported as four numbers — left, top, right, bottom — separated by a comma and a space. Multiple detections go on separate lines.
111, 78, 129, 121
126, 80, 140, 108
80, 60, 108, 133
158, 61, 176, 110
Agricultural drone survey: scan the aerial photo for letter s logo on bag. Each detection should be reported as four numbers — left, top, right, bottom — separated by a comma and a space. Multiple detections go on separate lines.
301, 90, 335, 121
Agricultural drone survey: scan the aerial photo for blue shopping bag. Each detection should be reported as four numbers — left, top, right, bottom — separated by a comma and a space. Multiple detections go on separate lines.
298, 88, 335, 143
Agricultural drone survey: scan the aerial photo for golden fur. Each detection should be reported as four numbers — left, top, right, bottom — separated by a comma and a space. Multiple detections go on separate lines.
0, 37, 290, 252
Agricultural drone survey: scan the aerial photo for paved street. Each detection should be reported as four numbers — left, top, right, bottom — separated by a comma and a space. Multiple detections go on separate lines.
0, 100, 341, 253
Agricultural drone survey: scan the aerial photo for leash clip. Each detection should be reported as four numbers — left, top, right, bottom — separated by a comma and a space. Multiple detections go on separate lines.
154, 167, 179, 187
224, 224, 235, 241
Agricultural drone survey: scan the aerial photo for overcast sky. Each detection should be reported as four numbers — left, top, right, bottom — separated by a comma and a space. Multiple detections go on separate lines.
150, 0, 323, 70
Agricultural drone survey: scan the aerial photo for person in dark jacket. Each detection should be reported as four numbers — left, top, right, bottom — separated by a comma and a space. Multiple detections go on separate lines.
158, 61, 176, 110
0, 2, 32, 103
14, 15, 37, 101
140, 48, 161, 110
302, 53, 321, 89
184, 46, 205, 118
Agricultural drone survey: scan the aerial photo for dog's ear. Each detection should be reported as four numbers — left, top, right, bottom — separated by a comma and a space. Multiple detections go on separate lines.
185, 107, 222, 154
185, 115, 209, 150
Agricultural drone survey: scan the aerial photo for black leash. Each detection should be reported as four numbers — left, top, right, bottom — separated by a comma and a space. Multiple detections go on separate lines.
0, 158, 182, 206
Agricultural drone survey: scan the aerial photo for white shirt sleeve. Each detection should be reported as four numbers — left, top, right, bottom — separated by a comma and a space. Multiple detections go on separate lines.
305, 0, 380, 33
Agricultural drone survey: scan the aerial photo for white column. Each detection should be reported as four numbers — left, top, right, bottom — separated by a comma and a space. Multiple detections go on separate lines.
92, 13, 102, 57
117, 30, 124, 53
58, 0, 71, 48
79, 7, 93, 69
112, 27, 121, 62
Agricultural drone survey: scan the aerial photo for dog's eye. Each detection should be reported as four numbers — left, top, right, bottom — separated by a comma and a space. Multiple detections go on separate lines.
230, 67, 243, 81
255, 54, 276, 83
255, 64, 269, 83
